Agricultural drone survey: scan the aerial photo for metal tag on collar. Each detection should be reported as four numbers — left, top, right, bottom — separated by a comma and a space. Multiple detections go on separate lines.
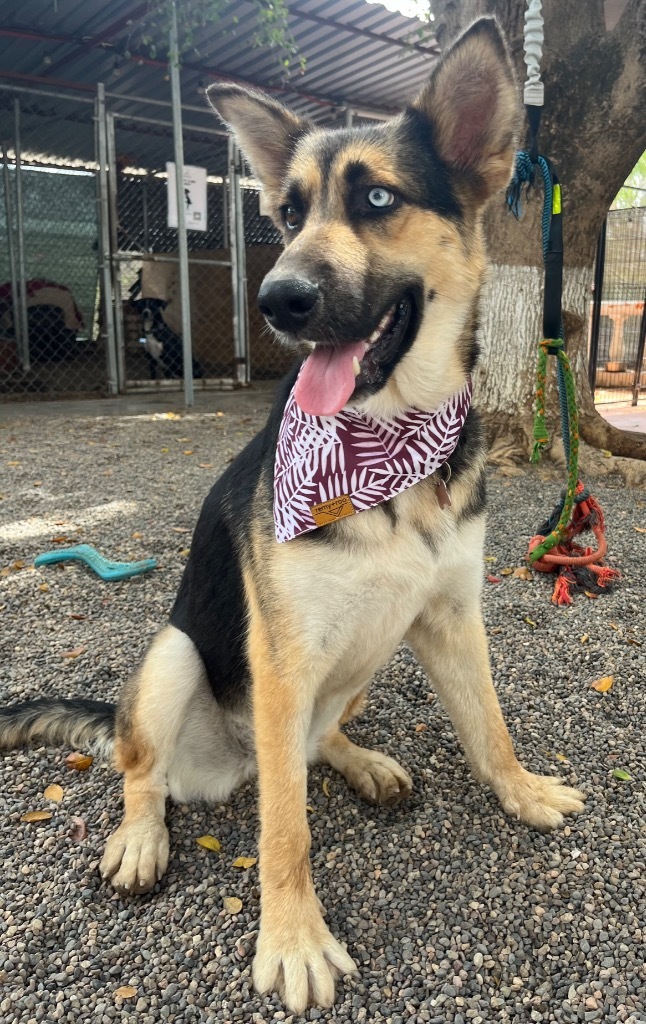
436, 464, 452, 510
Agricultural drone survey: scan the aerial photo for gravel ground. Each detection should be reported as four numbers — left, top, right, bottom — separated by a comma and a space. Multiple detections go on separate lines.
0, 401, 645, 1024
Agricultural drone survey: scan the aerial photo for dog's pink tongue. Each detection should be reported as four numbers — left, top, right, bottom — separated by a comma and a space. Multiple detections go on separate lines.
294, 341, 366, 416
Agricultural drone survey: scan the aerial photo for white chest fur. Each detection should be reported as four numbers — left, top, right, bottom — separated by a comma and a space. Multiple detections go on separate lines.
271, 491, 487, 752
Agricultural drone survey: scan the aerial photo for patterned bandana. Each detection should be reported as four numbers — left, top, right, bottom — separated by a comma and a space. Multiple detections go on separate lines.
274, 377, 472, 543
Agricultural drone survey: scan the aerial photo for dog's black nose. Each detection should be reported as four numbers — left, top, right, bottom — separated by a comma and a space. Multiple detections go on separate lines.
257, 277, 319, 332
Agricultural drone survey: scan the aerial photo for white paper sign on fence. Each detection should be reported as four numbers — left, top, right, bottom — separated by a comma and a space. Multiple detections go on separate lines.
167, 162, 208, 232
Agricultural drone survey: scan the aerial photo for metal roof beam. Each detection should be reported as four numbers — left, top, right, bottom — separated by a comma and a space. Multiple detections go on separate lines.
0, 24, 394, 116
43, 3, 150, 78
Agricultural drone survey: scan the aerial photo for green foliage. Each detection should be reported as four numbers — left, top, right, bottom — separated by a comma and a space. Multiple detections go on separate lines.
612, 151, 646, 210
128, 0, 304, 75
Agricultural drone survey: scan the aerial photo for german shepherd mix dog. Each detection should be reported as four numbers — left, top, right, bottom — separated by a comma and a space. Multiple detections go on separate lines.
0, 20, 584, 1013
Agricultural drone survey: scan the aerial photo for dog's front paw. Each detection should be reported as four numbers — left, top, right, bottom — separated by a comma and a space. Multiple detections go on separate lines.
496, 769, 585, 831
253, 906, 357, 1013
99, 817, 169, 894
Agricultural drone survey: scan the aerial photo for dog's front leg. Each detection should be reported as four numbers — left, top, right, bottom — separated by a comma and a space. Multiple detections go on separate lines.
407, 603, 585, 831
248, 612, 356, 1013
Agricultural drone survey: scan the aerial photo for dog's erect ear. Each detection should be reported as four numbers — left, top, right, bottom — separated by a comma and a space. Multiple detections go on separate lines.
409, 18, 519, 202
207, 83, 310, 194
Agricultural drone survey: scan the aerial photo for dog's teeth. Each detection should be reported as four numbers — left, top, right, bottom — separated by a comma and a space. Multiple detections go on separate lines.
352, 356, 361, 377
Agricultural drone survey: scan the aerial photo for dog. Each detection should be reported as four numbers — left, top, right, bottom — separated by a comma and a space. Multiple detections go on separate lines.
129, 286, 204, 380
0, 19, 585, 1014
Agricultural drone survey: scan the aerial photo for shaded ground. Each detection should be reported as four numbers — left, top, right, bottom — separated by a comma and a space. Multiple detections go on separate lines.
0, 400, 645, 1024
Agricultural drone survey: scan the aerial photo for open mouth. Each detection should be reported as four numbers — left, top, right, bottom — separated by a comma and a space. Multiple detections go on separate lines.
294, 293, 416, 417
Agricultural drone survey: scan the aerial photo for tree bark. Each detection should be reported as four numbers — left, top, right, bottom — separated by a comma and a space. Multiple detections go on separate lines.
430, 0, 646, 465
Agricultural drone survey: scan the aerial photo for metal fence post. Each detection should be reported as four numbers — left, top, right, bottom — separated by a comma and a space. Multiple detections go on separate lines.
1, 143, 22, 369
96, 83, 119, 395
169, 0, 194, 407
106, 111, 126, 391
588, 218, 606, 392
229, 139, 250, 385
632, 287, 646, 407
13, 98, 30, 373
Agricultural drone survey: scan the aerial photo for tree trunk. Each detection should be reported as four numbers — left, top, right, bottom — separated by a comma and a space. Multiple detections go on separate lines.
430, 0, 646, 466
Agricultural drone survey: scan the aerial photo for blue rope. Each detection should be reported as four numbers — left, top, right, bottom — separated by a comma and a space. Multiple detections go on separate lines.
507, 149, 571, 464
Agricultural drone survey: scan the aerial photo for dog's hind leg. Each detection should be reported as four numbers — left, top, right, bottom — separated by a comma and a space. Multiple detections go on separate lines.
319, 689, 412, 806
99, 625, 204, 893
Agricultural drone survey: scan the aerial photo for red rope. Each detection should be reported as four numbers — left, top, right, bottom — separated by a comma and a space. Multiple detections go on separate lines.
527, 483, 620, 604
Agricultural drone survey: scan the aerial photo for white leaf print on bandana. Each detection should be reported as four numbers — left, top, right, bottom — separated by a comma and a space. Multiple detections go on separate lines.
274, 377, 472, 543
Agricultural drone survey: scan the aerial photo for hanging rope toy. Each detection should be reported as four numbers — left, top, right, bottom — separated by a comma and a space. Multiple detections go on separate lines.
506, 0, 620, 605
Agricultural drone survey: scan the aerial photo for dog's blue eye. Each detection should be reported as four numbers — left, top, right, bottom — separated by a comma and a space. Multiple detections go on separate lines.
367, 187, 395, 208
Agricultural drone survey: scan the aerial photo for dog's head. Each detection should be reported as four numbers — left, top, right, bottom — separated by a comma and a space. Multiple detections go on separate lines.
208, 18, 519, 417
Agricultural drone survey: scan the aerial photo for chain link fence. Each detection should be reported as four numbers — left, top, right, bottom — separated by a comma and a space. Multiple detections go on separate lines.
107, 111, 287, 393
0, 84, 291, 402
0, 88, 102, 399
590, 205, 646, 406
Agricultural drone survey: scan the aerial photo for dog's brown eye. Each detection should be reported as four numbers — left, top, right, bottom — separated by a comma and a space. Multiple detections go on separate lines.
284, 206, 301, 230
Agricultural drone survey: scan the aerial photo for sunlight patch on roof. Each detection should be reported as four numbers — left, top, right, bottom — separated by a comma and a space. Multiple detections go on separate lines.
366, 0, 433, 20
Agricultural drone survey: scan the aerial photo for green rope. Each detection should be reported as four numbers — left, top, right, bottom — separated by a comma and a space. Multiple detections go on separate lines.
528, 339, 580, 563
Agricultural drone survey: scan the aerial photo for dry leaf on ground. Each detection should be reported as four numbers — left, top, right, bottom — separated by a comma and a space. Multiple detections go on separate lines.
223, 897, 242, 915
21, 810, 52, 823
555, 753, 570, 763
612, 768, 631, 781
196, 835, 221, 853
322, 778, 331, 797
415, 723, 428, 733
232, 856, 257, 869
591, 675, 614, 692
524, 617, 537, 628
61, 646, 85, 659
114, 986, 137, 999
65, 751, 93, 771
486, 575, 502, 584
634, 526, 646, 534
513, 567, 532, 581
500, 567, 514, 576
38, 583, 49, 592
44, 784, 64, 802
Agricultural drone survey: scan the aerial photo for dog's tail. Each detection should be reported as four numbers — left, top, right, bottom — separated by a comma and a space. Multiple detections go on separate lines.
0, 698, 116, 759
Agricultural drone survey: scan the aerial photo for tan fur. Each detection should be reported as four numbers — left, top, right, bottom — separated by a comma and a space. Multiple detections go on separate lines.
101, 626, 205, 893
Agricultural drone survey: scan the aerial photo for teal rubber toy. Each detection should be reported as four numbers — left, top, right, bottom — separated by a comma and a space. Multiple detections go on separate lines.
34, 544, 157, 581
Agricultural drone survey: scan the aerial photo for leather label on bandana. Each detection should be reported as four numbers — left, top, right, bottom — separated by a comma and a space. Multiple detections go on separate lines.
311, 494, 356, 526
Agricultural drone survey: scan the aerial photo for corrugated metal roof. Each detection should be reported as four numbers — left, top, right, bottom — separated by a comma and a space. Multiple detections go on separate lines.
0, 1, 439, 170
